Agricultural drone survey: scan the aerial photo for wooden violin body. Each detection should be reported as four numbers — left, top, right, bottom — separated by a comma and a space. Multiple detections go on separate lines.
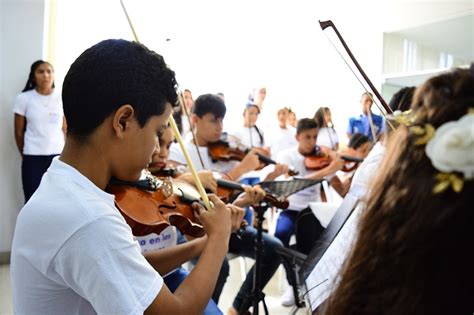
304, 146, 364, 172
108, 176, 205, 238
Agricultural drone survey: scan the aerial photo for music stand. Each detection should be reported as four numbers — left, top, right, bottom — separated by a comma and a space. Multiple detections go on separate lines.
244, 178, 324, 315
259, 178, 324, 200
299, 186, 364, 311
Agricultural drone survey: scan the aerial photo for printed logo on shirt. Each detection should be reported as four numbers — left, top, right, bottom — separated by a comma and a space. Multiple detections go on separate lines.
135, 227, 178, 253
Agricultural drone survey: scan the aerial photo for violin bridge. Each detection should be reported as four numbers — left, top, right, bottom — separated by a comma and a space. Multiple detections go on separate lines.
162, 179, 173, 198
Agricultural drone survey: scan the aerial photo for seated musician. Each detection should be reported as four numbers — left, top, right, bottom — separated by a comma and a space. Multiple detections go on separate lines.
11, 39, 238, 314
134, 126, 266, 314
168, 93, 287, 315
275, 118, 345, 306
275, 118, 345, 248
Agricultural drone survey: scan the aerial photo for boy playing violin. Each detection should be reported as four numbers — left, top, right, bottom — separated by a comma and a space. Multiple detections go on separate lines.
275, 118, 344, 248
11, 39, 239, 315
168, 93, 287, 315
133, 126, 266, 314
275, 118, 344, 306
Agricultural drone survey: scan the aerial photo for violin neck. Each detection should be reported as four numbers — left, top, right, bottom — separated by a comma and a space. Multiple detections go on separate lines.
216, 179, 243, 192
255, 152, 275, 165
340, 155, 364, 163
109, 177, 160, 191
153, 168, 178, 178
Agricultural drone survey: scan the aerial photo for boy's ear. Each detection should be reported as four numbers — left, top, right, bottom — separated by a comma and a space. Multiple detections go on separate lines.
190, 114, 199, 125
113, 104, 135, 137
295, 133, 300, 142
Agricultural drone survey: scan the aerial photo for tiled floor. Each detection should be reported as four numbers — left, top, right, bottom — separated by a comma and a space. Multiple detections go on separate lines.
1, 260, 309, 315
217, 258, 308, 315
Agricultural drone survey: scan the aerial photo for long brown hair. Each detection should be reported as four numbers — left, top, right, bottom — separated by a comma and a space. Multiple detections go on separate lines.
323, 68, 474, 314
314, 107, 331, 128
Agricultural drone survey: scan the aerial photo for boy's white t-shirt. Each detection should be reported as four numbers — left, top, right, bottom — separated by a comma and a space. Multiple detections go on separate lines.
316, 127, 339, 150
13, 89, 65, 155
168, 140, 237, 174
168, 138, 274, 181
276, 146, 321, 211
11, 158, 163, 315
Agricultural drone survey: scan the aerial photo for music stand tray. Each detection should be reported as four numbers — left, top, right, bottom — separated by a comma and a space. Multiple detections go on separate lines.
259, 178, 324, 200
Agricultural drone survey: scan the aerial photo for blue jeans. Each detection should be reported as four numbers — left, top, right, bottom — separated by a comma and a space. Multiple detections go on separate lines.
274, 210, 299, 246
274, 209, 300, 285
228, 225, 283, 313
21, 154, 58, 203
274, 208, 325, 286
275, 208, 325, 253
164, 268, 223, 315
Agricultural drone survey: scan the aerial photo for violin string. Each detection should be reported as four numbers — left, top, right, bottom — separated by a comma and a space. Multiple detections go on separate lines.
322, 30, 395, 133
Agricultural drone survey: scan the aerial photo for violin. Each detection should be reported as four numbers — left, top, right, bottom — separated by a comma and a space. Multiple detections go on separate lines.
304, 146, 363, 172
153, 166, 289, 210
107, 174, 206, 238
208, 133, 299, 176
214, 174, 289, 209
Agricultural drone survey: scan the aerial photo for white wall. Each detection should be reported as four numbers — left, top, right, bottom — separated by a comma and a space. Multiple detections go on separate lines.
0, 0, 46, 255
51, 0, 474, 144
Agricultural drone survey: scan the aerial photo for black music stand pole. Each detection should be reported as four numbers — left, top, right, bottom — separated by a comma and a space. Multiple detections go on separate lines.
251, 202, 270, 315
243, 178, 323, 315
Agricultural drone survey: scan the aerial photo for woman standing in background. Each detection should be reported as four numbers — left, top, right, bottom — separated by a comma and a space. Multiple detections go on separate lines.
13, 60, 66, 202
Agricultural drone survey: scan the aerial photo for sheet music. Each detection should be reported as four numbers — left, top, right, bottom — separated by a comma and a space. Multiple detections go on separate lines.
259, 178, 323, 199
306, 204, 362, 310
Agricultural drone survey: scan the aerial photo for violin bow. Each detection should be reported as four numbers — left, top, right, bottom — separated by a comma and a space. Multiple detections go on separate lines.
177, 91, 206, 169
319, 20, 395, 137
119, 0, 212, 210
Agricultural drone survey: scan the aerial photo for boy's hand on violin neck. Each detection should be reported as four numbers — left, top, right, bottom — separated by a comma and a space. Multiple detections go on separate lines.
193, 194, 231, 245
265, 163, 289, 180
233, 185, 266, 207
328, 155, 345, 173
225, 205, 246, 232
240, 149, 260, 172
198, 170, 218, 193
179, 171, 217, 193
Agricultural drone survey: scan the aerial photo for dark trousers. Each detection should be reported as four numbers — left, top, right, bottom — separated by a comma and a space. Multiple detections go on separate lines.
274, 208, 325, 286
212, 226, 284, 313
21, 155, 57, 203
